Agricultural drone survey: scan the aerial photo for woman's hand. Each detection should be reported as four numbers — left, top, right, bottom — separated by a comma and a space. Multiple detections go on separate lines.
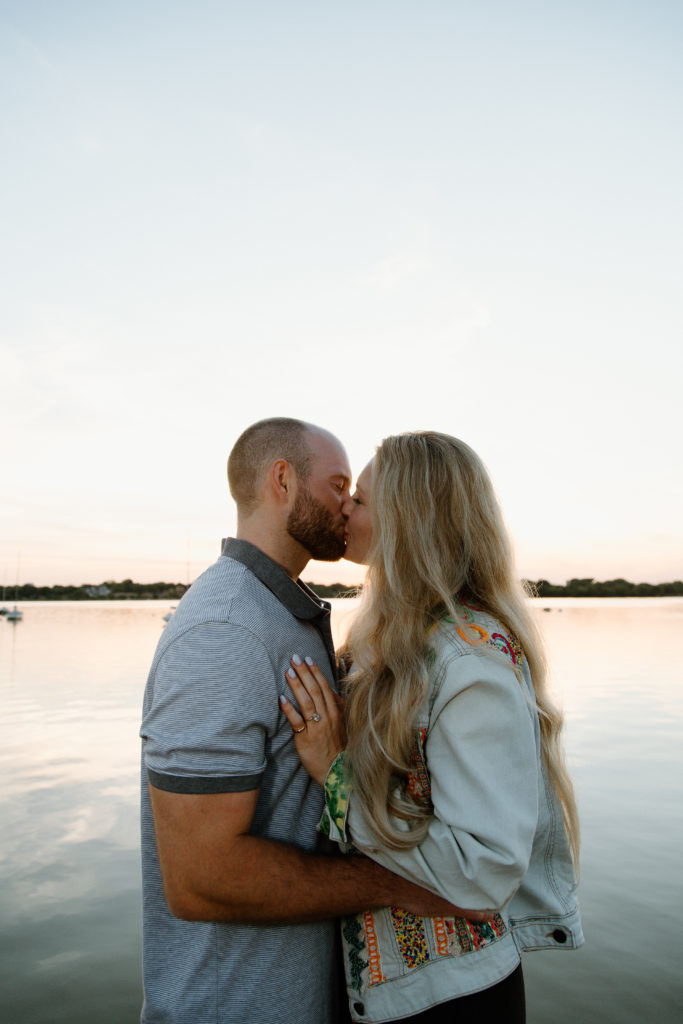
280, 657, 347, 785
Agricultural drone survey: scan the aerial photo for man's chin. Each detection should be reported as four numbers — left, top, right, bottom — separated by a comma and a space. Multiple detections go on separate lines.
287, 507, 347, 563
308, 543, 346, 563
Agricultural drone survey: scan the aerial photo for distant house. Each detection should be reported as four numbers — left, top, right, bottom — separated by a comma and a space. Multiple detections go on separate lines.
83, 584, 112, 598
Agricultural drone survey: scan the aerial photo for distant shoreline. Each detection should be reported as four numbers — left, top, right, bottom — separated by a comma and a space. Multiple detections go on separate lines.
3, 577, 683, 601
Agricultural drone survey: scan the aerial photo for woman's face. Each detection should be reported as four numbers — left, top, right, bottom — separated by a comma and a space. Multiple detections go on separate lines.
343, 460, 374, 565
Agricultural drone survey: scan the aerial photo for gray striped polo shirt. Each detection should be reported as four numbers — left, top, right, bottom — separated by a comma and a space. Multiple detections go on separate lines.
140, 538, 342, 1024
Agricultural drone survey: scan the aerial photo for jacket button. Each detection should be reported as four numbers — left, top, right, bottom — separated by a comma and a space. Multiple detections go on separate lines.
552, 929, 567, 944
353, 1002, 365, 1015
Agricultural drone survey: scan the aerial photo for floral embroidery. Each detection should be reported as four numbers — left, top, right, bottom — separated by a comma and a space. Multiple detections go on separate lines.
440, 603, 525, 667
342, 914, 369, 993
390, 907, 430, 969
406, 726, 432, 805
455, 603, 488, 647
439, 913, 507, 956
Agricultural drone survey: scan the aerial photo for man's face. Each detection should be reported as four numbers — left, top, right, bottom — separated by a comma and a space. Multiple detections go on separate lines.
286, 431, 352, 562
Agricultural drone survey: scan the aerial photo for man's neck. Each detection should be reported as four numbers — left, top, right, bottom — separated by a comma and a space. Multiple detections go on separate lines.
235, 522, 309, 581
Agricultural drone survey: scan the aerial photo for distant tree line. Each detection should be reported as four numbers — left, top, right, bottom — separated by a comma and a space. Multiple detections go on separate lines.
9, 580, 190, 601
529, 578, 683, 598
6, 577, 683, 602
7, 579, 354, 601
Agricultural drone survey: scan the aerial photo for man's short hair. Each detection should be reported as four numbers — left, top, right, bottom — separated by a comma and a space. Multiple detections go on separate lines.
228, 418, 313, 515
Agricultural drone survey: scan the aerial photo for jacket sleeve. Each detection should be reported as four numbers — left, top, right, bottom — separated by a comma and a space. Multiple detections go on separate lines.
345, 652, 540, 910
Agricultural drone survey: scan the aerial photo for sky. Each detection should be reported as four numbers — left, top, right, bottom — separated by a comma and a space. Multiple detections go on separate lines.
1, 0, 682, 588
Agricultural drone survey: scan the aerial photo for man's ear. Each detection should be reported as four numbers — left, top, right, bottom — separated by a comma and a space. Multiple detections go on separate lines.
269, 459, 295, 504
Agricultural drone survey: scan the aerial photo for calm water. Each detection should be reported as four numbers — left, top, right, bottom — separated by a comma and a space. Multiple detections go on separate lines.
1, 598, 682, 1023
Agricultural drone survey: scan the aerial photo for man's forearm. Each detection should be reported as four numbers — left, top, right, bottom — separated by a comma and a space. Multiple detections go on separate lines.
150, 783, 489, 924
165, 833, 393, 922
162, 833, 486, 924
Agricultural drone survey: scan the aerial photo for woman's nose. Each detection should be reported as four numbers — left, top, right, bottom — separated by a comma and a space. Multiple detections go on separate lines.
341, 494, 355, 516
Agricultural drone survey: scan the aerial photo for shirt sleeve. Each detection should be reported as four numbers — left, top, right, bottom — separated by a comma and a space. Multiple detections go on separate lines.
345, 652, 540, 910
141, 621, 278, 794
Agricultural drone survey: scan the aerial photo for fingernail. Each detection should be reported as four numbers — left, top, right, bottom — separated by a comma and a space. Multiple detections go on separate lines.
287, 667, 296, 679
305, 656, 314, 666
292, 654, 302, 665
279, 694, 288, 705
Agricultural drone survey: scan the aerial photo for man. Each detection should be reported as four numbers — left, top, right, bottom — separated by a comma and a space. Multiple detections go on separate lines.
140, 418, 477, 1024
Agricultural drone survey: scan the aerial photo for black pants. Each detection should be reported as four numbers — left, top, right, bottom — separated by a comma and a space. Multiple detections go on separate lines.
401, 964, 526, 1023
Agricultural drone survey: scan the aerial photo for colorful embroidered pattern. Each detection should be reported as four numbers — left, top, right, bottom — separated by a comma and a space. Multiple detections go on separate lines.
342, 914, 369, 993
439, 913, 507, 957
364, 911, 386, 986
347, 909, 508, 995
390, 907, 430, 969
406, 726, 432, 805
457, 620, 489, 646
433, 916, 450, 957
441, 603, 525, 667
488, 631, 524, 665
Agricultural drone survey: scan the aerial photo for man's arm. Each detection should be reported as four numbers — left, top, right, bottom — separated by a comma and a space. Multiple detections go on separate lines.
149, 784, 490, 923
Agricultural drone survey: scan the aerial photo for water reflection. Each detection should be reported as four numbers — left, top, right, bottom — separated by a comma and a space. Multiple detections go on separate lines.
1, 599, 682, 1023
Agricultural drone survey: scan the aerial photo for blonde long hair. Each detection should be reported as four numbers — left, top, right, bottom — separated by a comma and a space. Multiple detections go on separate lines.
342, 431, 579, 865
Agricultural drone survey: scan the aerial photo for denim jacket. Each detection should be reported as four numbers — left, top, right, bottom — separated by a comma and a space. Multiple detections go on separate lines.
321, 604, 583, 1023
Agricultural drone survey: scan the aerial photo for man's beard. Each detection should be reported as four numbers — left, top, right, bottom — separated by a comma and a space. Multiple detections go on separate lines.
286, 486, 346, 561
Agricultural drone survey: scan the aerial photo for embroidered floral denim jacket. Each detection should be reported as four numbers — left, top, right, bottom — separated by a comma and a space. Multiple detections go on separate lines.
321, 604, 583, 1023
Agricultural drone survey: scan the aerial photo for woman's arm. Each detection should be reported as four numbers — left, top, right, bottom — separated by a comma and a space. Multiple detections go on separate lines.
346, 654, 540, 910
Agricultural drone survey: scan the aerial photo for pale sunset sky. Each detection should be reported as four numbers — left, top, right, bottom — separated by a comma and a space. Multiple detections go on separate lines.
2, 1, 681, 589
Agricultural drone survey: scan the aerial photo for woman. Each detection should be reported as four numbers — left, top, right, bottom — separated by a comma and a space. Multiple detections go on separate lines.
281, 432, 582, 1023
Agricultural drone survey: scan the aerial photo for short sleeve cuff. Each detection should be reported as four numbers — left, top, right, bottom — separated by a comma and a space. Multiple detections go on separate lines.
319, 751, 353, 843
147, 767, 263, 794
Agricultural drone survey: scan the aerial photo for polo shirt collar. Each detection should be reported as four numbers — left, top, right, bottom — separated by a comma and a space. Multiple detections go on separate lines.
221, 537, 330, 620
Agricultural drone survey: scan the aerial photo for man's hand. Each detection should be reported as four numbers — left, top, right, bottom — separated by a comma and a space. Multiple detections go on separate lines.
386, 871, 493, 922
